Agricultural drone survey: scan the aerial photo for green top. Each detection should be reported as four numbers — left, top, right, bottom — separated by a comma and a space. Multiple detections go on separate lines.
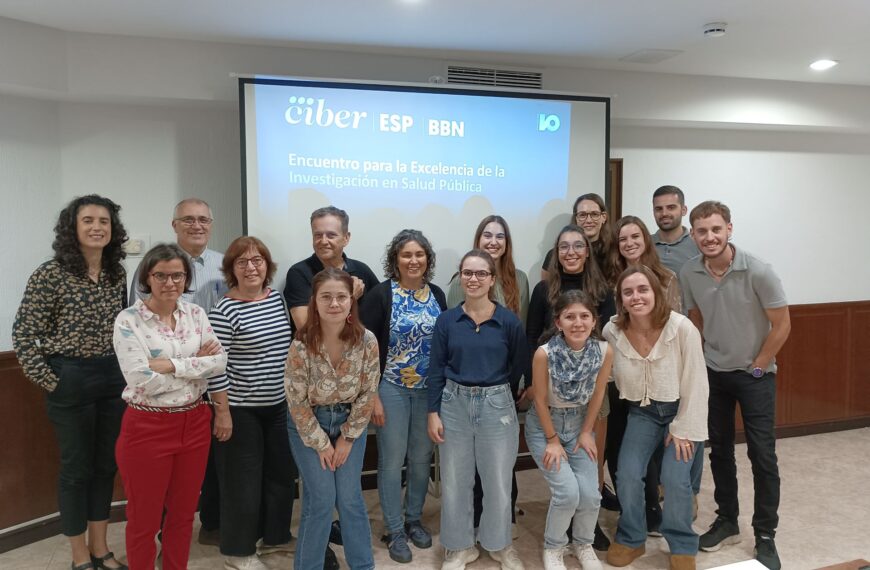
446, 268, 530, 325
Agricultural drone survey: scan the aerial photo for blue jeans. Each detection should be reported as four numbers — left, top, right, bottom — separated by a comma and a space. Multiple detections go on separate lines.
616, 400, 698, 555
287, 404, 374, 570
524, 406, 600, 549
438, 381, 519, 552
376, 380, 434, 535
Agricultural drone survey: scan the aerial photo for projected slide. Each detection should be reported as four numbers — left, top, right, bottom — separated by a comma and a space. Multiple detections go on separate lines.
242, 78, 608, 288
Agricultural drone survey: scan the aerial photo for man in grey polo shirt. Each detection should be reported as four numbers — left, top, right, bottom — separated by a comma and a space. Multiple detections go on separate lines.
652, 185, 699, 275
129, 197, 228, 545
680, 201, 790, 570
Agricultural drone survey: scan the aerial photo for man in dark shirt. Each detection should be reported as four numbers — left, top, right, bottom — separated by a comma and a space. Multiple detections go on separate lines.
283, 206, 379, 334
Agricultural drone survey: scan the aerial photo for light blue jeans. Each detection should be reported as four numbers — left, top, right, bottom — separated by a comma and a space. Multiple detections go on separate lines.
525, 406, 600, 549
376, 380, 434, 535
615, 400, 698, 555
438, 380, 519, 552
287, 404, 374, 570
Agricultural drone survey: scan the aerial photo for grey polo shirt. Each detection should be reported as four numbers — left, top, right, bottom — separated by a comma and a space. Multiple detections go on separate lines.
653, 227, 700, 275
680, 245, 787, 373
130, 247, 228, 311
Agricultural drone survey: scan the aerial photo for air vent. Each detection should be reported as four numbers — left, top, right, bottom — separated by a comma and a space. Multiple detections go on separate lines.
446, 65, 543, 89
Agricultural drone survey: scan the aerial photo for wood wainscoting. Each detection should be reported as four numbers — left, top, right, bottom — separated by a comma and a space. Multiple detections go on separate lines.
2, 300, 869, 551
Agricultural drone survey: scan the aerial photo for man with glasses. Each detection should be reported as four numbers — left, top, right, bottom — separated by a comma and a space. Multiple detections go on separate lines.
651, 185, 699, 275
129, 197, 228, 546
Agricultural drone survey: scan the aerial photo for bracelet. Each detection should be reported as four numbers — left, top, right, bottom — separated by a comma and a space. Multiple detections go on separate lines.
545, 433, 558, 441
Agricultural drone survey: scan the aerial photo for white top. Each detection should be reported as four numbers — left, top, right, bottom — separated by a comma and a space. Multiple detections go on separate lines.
603, 311, 708, 441
114, 299, 227, 407
541, 339, 608, 409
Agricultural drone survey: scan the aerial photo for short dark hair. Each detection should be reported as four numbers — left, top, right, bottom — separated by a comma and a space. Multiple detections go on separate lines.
652, 185, 685, 205
222, 236, 277, 289
310, 206, 349, 234
382, 229, 436, 283
137, 243, 193, 295
690, 200, 731, 225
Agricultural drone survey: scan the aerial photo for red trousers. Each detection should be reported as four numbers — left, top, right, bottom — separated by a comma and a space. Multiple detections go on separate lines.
116, 403, 211, 570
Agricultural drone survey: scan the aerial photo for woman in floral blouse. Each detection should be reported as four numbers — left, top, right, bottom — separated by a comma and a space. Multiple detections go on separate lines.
13, 195, 129, 570
113, 243, 226, 570
285, 267, 379, 570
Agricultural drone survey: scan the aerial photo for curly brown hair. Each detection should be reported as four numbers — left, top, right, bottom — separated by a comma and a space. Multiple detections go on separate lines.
52, 194, 128, 284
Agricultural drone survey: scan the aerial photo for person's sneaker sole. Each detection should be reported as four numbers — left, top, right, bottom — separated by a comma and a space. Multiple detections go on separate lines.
699, 535, 741, 552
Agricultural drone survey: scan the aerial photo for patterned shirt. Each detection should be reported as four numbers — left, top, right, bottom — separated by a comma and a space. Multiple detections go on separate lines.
208, 290, 292, 406
382, 281, 442, 389
285, 330, 379, 451
13, 260, 126, 391
114, 299, 227, 407
130, 247, 227, 311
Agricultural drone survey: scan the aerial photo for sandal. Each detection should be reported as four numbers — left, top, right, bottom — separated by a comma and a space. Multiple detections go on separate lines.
90, 552, 128, 570
71, 562, 94, 570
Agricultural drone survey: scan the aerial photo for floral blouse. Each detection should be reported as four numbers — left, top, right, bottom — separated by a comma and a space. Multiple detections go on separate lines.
383, 282, 442, 389
113, 299, 227, 407
285, 330, 379, 451
13, 260, 126, 391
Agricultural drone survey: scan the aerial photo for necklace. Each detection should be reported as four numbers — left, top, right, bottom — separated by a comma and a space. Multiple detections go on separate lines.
464, 303, 496, 333
704, 245, 734, 278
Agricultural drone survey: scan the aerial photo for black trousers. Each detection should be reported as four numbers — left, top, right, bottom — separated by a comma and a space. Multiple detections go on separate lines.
707, 368, 780, 535
198, 393, 221, 532
46, 355, 126, 536
215, 403, 297, 556
605, 383, 661, 510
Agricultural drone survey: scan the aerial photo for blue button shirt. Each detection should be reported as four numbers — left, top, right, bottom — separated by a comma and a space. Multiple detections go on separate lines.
427, 303, 529, 413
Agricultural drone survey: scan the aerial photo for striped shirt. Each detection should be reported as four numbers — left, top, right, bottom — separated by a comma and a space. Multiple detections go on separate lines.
207, 289, 292, 406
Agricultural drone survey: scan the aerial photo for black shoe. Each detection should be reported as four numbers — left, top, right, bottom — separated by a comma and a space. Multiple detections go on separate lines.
646, 505, 663, 537
404, 520, 433, 549
72, 563, 94, 570
699, 516, 740, 552
90, 552, 128, 570
197, 527, 220, 546
754, 533, 781, 570
382, 531, 413, 563
329, 519, 343, 545
592, 522, 610, 551
324, 545, 340, 570
601, 484, 620, 512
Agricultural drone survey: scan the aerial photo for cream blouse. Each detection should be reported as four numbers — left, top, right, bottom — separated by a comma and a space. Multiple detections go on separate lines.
603, 311, 708, 441
114, 299, 227, 407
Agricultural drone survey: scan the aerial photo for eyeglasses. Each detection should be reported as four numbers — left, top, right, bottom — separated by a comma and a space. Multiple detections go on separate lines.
558, 242, 587, 254
175, 216, 213, 226
317, 293, 351, 304
234, 256, 265, 269
460, 269, 492, 280
150, 272, 187, 284
575, 211, 603, 221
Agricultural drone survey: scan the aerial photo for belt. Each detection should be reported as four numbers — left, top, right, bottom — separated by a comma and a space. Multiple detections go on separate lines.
127, 398, 205, 414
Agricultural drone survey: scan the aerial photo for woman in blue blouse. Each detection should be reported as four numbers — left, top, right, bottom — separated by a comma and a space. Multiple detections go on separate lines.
427, 250, 529, 570
359, 229, 447, 564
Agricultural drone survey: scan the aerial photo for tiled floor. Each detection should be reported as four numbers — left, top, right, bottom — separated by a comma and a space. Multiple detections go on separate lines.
3, 428, 869, 569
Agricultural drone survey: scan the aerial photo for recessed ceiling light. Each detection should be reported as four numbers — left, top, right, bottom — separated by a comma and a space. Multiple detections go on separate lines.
810, 59, 838, 71
702, 22, 727, 38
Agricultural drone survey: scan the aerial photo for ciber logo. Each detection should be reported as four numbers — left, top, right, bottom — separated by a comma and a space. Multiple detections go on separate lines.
538, 113, 561, 132
284, 97, 368, 129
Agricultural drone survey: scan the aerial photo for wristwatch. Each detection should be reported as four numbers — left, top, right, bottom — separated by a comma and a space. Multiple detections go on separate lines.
343, 435, 357, 443
751, 367, 764, 379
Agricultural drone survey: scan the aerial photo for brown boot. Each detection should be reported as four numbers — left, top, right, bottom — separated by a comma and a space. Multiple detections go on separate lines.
606, 543, 645, 567
670, 554, 696, 570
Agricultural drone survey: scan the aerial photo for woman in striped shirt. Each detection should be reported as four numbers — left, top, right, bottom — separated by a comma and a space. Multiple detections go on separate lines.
207, 236, 296, 570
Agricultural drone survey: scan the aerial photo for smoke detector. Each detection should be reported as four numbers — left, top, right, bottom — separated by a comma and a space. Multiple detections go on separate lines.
703, 22, 727, 38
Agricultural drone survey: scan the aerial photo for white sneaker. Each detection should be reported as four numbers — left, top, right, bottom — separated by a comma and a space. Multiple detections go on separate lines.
573, 543, 603, 570
256, 538, 294, 556
490, 545, 525, 570
224, 554, 270, 570
442, 546, 480, 570
543, 547, 567, 570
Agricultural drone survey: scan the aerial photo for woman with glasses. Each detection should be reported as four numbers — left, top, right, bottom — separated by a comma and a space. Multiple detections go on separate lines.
428, 250, 529, 570
285, 268, 379, 570
527, 225, 615, 552
207, 236, 296, 570
113, 243, 227, 570
446, 215, 529, 539
13, 195, 130, 570
359, 229, 447, 563
542, 194, 614, 282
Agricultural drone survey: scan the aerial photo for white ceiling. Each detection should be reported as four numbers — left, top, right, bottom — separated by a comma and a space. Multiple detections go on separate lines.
1, 0, 868, 86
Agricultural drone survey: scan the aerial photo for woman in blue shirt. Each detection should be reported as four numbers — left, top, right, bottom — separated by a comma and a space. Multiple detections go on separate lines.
359, 229, 447, 564
427, 249, 529, 570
